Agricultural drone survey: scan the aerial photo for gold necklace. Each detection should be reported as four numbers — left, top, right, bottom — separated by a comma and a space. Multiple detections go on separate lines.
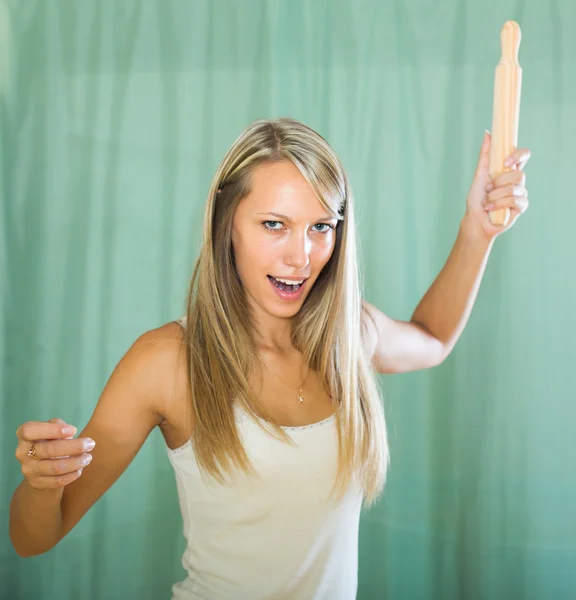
259, 356, 309, 404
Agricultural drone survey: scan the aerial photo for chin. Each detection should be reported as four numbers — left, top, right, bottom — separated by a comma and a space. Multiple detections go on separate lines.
263, 296, 308, 320
264, 299, 304, 317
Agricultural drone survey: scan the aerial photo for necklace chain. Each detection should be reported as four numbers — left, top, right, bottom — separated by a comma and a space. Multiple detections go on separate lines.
259, 356, 309, 404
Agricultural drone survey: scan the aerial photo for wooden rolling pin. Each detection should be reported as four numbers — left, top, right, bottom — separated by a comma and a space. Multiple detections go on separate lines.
488, 21, 523, 227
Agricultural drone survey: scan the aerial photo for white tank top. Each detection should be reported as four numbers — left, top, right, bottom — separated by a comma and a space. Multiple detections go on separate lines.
165, 317, 364, 599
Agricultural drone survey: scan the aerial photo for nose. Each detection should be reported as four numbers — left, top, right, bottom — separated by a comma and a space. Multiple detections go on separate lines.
284, 230, 311, 270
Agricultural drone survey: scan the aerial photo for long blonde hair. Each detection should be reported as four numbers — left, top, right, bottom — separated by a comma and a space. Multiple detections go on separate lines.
182, 117, 389, 508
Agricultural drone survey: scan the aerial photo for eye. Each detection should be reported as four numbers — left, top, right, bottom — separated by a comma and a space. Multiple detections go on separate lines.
312, 223, 335, 234
261, 220, 283, 232
260, 221, 335, 234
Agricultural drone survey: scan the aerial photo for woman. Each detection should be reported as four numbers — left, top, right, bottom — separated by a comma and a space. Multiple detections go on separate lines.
10, 117, 530, 599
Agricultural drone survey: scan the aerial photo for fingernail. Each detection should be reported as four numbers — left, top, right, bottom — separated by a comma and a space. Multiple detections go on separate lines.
485, 204, 495, 210
62, 426, 77, 436
85, 439, 96, 450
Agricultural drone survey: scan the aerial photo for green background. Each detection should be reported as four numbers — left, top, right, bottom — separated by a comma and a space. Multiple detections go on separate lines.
2, 1, 574, 599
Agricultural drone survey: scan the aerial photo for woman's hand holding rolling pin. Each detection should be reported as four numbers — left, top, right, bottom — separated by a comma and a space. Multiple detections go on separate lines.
464, 131, 531, 242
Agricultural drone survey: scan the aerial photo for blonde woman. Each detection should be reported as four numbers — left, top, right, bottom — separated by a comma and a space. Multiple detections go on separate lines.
10, 118, 531, 599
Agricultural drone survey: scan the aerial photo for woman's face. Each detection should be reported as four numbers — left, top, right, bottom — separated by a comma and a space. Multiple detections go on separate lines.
230, 161, 339, 320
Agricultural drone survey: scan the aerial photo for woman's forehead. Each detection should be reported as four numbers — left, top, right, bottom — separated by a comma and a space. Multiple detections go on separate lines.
241, 162, 331, 217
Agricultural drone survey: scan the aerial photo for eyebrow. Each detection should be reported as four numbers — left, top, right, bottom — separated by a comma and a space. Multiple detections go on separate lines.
256, 212, 336, 223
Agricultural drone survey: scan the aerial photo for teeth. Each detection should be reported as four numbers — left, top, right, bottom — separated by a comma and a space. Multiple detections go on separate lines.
275, 277, 304, 285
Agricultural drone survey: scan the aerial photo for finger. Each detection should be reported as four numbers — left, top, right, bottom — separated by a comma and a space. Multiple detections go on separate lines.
474, 131, 491, 178
486, 194, 528, 212
31, 453, 93, 478
46, 418, 77, 439
490, 170, 526, 188
517, 158, 530, 171
502, 203, 524, 224
504, 148, 531, 168
504, 147, 531, 167
516, 196, 529, 213
26, 437, 96, 460
17, 421, 77, 442
30, 469, 85, 491
487, 184, 526, 202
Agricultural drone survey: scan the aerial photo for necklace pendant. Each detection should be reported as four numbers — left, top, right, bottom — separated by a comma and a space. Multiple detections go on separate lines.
298, 388, 304, 403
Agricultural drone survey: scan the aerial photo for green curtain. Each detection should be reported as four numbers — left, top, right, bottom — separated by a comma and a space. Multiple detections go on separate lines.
2, 1, 574, 599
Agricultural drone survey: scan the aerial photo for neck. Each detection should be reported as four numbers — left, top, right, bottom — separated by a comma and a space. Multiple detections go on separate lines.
250, 310, 295, 353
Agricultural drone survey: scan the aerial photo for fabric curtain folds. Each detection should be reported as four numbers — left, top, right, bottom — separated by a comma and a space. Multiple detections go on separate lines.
2, 1, 574, 599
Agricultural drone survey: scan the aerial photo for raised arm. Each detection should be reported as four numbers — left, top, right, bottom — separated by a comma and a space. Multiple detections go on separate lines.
361, 215, 499, 375
362, 299, 445, 374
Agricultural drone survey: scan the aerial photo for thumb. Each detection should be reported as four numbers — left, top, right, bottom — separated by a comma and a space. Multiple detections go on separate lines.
474, 130, 491, 181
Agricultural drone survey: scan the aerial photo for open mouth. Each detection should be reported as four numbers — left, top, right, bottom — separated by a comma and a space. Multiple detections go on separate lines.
267, 275, 307, 294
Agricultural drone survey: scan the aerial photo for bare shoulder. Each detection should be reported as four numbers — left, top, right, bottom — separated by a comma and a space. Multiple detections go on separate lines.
142, 320, 190, 422
111, 319, 188, 420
